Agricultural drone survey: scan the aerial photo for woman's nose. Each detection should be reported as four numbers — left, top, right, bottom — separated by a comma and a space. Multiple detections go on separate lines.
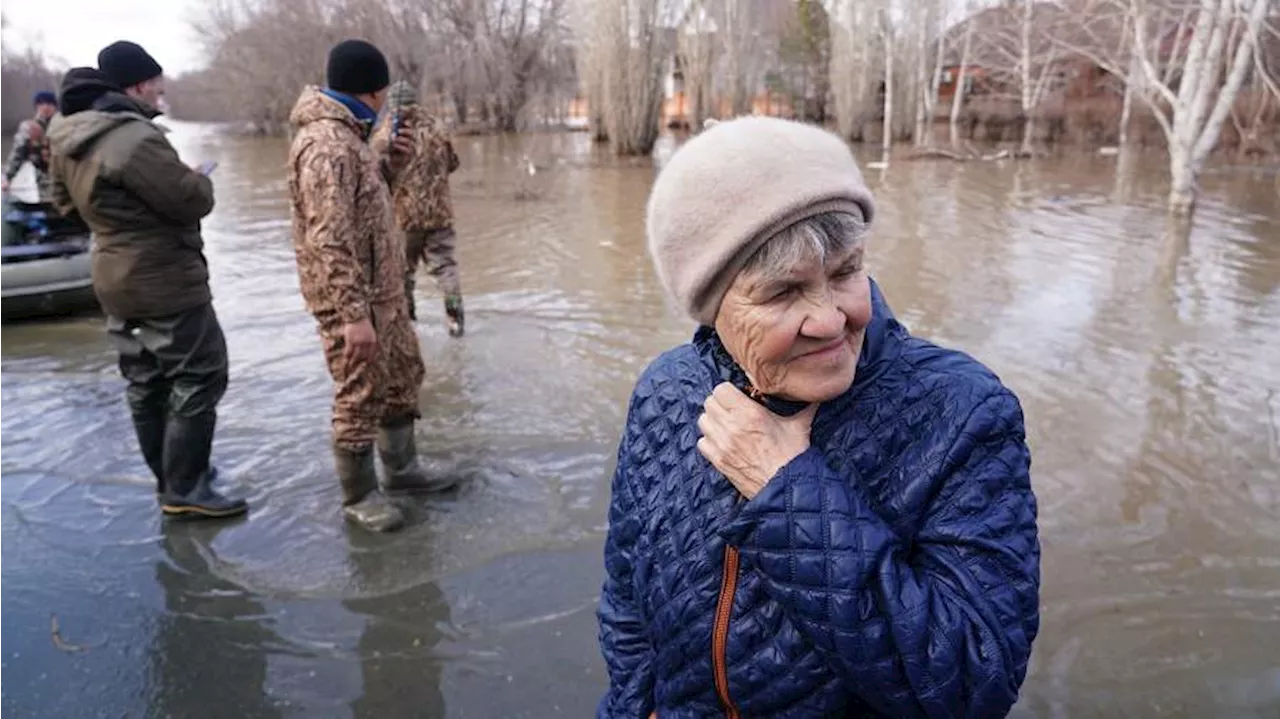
802, 291, 845, 338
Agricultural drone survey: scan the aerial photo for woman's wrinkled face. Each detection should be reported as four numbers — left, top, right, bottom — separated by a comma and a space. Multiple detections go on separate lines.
714, 240, 872, 404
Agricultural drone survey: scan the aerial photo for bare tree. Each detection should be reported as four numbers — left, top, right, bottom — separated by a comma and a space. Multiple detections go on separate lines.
912, 0, 949, 147
576, 0, 674, 156
880, 4, 895, 158
1, 24, 62, 134
1062, 0, 1274, 212
949, 1, 977, 148
181, 0, 574, 134
678, 0, 719, 128
402, 0, 572, 132
831, 0, 881, 141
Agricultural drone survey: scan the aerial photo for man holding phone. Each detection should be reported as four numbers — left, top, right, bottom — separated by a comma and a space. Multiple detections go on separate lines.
287, 39, 458, 533
46, 42, 248, 519
370, 81, 464, 336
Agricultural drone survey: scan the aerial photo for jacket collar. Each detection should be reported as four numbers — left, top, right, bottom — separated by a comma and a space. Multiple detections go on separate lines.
693, 277, 902, 414
320, 88, 378, 140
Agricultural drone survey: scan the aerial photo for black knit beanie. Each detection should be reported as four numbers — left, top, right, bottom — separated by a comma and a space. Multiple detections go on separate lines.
326, 40, 390, 95
97, 41, 163, 89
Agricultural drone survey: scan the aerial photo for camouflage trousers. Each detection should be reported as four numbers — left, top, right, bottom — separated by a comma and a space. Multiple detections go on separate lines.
317, 299, 425, 450
404, 227, 461, 308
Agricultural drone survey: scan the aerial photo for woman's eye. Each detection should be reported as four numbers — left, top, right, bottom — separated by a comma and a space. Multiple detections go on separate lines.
767, 287, 796, 303
832, 265, 862, 280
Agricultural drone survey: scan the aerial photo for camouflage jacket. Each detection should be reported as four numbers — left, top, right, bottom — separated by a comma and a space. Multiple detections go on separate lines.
287, 86, 407, 326
370, 105, 459, 232
5, 116, 52, 182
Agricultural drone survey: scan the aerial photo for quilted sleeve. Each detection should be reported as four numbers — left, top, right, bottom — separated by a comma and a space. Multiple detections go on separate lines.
721, 389, 1039, 718
596, 399, 657, 719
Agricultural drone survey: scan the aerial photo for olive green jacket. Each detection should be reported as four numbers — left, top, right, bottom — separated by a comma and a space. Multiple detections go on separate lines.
48, 91, 214, 319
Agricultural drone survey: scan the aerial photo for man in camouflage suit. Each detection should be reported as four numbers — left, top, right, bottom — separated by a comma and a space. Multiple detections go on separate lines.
288, 39, 457, 533
370, 81, 464, 336
2, 91, 58, 199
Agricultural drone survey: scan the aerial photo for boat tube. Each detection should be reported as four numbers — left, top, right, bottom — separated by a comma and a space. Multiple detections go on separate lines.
1, 196, 99, 321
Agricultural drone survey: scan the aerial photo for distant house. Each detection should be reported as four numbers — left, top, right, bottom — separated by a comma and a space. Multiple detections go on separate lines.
935, 1, 1122, 118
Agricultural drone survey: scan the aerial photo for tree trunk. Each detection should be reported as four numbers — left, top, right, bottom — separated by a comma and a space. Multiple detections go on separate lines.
1119, 55, 1136, 149
1117, 14, 1139, 150
832, 0, 877, 142
1163, 0, 1267, 214
949, 11, 973, 148
912, 4, 927, 145
1167, 141, 1196, 213
883, 26, 894, 159
1019, 0, 1034, 155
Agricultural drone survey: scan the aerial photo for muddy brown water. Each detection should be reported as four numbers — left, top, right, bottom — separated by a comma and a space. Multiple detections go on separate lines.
2, 123, 1278, 717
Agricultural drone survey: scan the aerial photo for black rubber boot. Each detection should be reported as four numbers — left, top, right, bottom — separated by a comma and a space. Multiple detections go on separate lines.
125, 380, 168, 498
129, 408, 166, 497
377, 420, 459, 496
335, 445, 406, 533
158, 412, 249, 519
444, 295, 464, 337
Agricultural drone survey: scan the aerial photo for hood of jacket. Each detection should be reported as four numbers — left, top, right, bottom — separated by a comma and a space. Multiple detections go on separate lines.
50, 69, 161, 161
289, 86, 372, 140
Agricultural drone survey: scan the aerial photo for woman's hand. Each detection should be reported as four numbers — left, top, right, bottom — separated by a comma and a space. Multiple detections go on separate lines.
697, 383, 818, 499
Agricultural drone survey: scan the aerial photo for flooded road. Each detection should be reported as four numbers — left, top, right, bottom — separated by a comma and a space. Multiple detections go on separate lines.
3, 123, 1278, 717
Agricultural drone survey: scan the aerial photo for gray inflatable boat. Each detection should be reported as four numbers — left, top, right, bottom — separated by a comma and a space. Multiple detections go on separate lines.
1, 196, 99, 321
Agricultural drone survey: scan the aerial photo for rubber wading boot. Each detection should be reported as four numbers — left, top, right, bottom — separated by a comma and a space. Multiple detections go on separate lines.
444, 295, 464, 337
129, 409, 166, 500
159, 413, 249, 519
377, 420, 459, 495
335, 445, 406, 532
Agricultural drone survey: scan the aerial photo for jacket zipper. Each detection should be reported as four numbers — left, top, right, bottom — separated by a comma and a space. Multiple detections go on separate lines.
713, 544, 741, 719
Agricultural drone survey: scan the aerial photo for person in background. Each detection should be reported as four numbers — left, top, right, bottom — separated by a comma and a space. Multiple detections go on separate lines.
2, 90, 59, 198
46, 42, 248, 519
597, 116, 1040, 717
287, 39, 458, 534
370, 80, 465, 336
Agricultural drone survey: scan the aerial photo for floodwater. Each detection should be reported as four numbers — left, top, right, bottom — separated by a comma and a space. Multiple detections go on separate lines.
2, 123, 1278, 718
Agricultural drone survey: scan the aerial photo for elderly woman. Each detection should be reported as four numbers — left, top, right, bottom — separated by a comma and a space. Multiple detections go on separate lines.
597, 117, 1040, 718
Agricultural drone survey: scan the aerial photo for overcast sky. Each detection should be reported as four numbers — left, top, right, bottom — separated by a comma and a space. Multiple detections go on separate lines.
3, 0, 203, 75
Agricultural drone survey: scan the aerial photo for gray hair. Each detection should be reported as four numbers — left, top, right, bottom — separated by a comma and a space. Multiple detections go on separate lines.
740, 210, 867, 280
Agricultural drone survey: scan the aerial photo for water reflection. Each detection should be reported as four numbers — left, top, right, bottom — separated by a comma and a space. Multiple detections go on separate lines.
150, 519, 282, 718
343, 530, 447, 718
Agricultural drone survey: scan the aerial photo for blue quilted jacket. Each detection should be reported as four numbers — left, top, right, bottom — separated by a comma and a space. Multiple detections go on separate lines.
598, 280, 1040, 718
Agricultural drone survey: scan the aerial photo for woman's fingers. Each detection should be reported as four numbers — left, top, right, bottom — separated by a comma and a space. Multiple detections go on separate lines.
696, 436, 720, 465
